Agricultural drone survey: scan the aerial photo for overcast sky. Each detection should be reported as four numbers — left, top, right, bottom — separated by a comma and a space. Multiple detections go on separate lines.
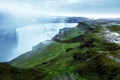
0, 0, 120, 18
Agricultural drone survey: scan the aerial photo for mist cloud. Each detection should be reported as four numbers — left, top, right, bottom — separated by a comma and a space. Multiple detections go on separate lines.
0, 0, 120, 18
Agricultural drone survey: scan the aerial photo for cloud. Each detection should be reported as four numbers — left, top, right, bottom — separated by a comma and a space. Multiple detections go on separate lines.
0, 1, 43, 16
0, 0, 81, 16
0, 0, 120, 18
45, 0, 81, 5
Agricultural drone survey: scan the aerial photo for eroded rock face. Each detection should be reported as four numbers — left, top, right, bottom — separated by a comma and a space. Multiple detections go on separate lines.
77, 22, 95, 31
53, 22, 95, 42
55, 27, 70, 38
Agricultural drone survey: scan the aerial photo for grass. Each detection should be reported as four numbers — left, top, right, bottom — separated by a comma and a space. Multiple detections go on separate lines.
0, 63, 45, 80
72, 26, 120, 80
107, 25, 120, 33
9, 23, 120, 80
11, 41, 80, 68
53, 27, 84, 43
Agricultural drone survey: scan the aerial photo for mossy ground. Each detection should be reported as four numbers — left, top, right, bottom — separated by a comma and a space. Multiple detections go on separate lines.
0, 63, 45, 80
107, 25, 120, 33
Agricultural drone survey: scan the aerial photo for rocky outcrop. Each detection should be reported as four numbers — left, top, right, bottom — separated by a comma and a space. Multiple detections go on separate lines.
77, 21, 95, 30
53, 21, 95, 42
53, 73, 76, 80
54, 27, 70, 38
107, 55, 120, 63
103, 28, 120, 45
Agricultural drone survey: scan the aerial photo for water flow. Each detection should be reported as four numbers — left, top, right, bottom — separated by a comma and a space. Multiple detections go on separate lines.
11, 23, 77, 60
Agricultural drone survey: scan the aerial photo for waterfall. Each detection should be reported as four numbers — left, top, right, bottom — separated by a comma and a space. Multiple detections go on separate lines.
12, 23, 77, 59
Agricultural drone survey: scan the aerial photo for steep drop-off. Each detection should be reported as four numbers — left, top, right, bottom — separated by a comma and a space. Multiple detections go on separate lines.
7, 21, 120, 80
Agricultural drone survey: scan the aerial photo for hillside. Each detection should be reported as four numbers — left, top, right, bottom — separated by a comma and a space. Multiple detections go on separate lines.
10, 22, 94, 67
7, 21, 120, 80
0, 62, 45, 80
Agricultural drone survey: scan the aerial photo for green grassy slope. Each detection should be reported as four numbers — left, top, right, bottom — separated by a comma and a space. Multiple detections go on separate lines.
0, 63, 45, 80
11, 22, 90, 68
107, 25, 120, 33
10, 22, 120, 80
11, 41, 79, 68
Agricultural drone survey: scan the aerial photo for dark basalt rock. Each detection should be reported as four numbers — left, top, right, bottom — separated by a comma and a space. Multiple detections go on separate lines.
77, 21, 95, 31
56, 27, 70, 38
66, 48, 73, 52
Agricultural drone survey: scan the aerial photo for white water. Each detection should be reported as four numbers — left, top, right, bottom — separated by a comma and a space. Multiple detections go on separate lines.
11, 23, 77, 59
